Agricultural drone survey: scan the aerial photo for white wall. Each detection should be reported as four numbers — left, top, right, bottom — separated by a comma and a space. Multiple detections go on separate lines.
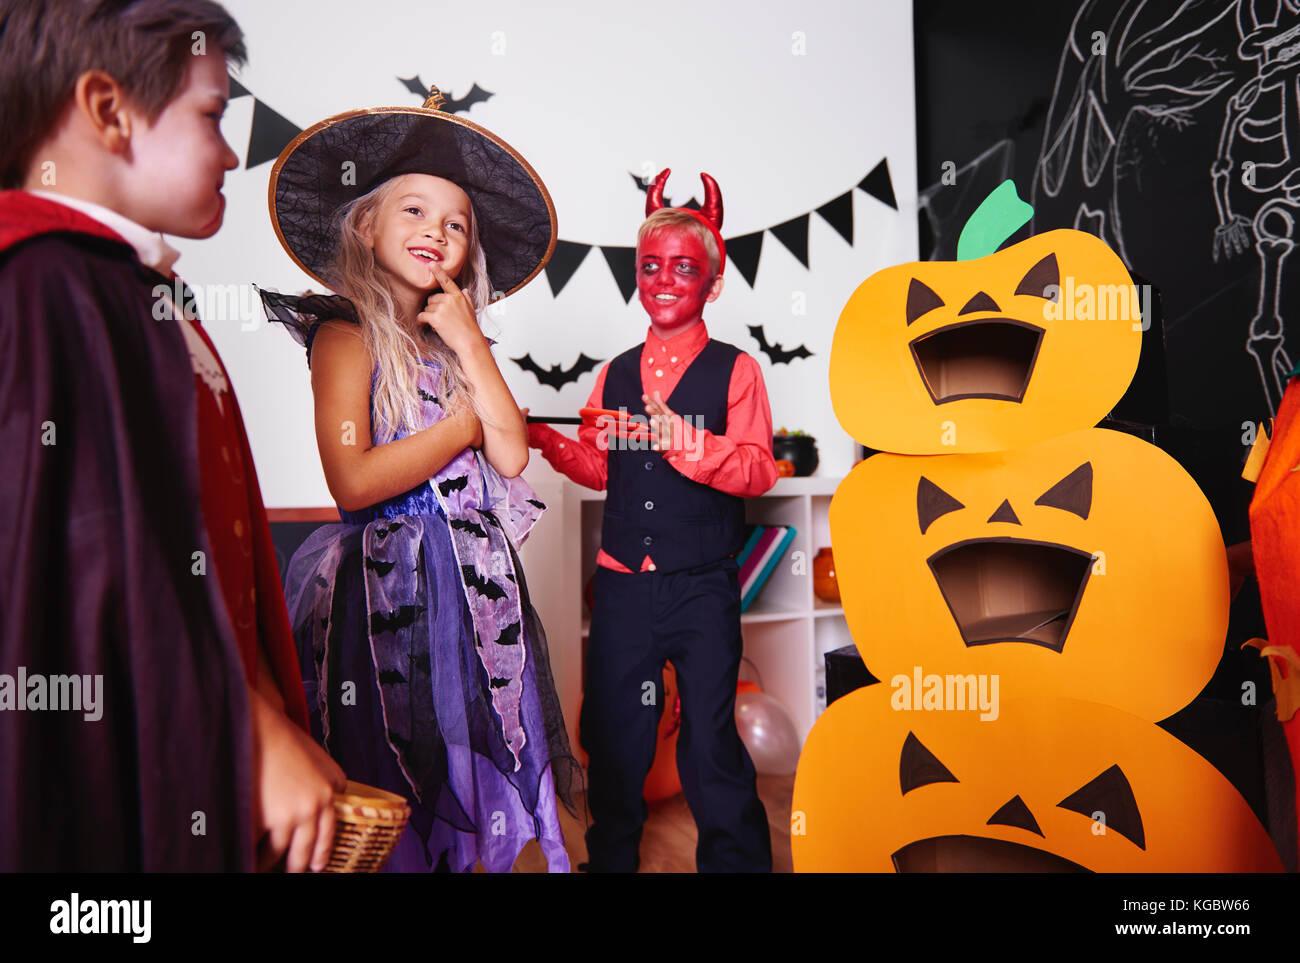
174, 0, 917, 505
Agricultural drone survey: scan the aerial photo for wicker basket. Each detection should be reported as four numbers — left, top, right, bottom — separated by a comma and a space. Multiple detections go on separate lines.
325, 781, 411, 873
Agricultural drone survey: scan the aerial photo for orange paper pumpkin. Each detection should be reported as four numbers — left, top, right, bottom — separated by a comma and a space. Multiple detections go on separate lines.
830, 428, 1229, 721
830, 229, 1142, 454
792, 686, 1283, 873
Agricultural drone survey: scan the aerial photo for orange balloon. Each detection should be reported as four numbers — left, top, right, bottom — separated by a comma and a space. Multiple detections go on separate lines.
642, 662, 682, 802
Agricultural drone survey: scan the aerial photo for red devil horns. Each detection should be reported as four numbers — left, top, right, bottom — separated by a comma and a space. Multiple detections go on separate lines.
645, 168, 724, 231
645, 168, 671, 217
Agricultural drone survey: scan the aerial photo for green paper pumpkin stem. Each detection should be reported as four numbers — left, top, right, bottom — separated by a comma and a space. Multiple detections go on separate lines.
956, 180, 1034, 261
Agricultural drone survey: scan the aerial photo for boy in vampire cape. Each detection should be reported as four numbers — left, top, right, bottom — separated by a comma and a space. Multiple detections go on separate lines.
528, 170, 778, 871
0, 0, 343, 872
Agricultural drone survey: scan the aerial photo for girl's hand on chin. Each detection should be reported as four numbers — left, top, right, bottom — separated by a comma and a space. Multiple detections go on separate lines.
417, 264, 484, 356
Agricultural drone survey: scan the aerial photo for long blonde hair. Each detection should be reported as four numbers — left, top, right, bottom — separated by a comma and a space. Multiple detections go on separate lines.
328, 176, 493, 442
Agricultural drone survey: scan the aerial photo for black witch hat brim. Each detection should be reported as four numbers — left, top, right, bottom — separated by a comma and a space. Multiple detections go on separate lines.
268, 105, 557, 298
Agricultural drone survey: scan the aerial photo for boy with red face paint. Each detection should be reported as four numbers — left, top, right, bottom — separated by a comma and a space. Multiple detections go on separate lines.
527, 169, 777, 872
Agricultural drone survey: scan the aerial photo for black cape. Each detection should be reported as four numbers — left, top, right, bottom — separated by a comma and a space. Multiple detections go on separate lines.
0, 210, 253, 870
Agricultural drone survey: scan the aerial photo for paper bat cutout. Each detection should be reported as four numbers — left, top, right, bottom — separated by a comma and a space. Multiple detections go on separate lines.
461, 565, 507, 600
628, 172, 700, 208
748, 324, 813, 364
398, 76, 494, 113
512, 353, 602, 390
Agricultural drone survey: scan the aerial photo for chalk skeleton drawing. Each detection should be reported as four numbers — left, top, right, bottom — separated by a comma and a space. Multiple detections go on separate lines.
1033, 0, 1300, 413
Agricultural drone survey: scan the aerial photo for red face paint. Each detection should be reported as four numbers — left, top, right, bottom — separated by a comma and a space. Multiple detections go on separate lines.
636, 227, 717, 335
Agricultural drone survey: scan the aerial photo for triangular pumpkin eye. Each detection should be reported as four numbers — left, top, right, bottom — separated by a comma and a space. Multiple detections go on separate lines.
899, 732, 959, 795
1034, 462, 1093, 519
1015, 253, 1060, 301
917, 476, 965, 534
906, 278, 945, 325
1057, 764, 1146, 849
986, 795, 1044, 836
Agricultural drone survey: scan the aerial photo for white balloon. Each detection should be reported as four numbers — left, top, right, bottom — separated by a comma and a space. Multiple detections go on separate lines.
735, 691, 801, 775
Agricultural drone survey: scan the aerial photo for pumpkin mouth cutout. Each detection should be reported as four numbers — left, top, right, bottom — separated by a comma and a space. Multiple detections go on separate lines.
908, 319, 1044, 404
926, 537, 1093, 652
892, 835, 1090, 873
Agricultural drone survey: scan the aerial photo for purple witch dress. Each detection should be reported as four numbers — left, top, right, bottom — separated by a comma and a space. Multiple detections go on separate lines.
264, 292, 580, 873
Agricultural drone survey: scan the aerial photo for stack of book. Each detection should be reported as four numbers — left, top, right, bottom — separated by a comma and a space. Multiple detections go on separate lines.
736, 524, 797, 613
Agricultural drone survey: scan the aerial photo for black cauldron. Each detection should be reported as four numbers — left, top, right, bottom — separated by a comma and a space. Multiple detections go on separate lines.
773, 434, 819, 476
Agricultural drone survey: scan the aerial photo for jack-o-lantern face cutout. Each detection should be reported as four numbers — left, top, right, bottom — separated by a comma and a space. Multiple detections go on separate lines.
792, 687, 1283, 873
830, 428, 1228, 721
830, 229, 1141, 454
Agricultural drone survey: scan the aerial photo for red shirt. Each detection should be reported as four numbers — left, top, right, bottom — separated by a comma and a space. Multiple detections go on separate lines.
529, 323, 778, 571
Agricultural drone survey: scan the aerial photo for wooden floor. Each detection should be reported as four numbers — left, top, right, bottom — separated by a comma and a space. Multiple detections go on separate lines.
509, 773, 795, 873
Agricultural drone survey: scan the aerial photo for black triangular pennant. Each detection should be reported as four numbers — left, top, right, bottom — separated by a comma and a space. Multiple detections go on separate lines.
816, 191, 854, 245
228, 74, 250, 99
544, 240, 592, 296
770, 213, 810, 267
725, 231, 763, 287
600, 246, 638, 302
859, 157, 897, 210
245, 99, 302, 168
680, 197, 701, 211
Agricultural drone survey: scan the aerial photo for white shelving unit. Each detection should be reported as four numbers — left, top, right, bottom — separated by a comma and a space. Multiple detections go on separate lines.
517, 472, 849, 752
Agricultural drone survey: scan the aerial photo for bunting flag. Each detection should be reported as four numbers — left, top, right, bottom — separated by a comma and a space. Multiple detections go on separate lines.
859, 157, 897, 210
727, 231, 764, 288
227, 75, 898, 298
546, 158, 898, 297
600, 246, 638, 303
816, 191, 855, 245
770, 213, 811, 267
544, 240, 592, 296
245, 99, 302, 169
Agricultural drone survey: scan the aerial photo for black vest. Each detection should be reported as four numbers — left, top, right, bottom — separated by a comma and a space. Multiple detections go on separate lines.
601, 339, 747, 573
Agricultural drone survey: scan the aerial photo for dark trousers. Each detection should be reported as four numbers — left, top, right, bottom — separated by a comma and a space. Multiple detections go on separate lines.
580, 557, 772, 872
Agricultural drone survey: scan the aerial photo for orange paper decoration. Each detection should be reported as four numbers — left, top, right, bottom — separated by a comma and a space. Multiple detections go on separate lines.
829, 427, 1229, 721
792, 686, 1282, 872
829, 229, 1142, 454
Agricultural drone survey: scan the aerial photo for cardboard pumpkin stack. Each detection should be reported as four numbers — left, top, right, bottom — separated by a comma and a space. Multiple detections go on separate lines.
792, 184, 1283, 872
